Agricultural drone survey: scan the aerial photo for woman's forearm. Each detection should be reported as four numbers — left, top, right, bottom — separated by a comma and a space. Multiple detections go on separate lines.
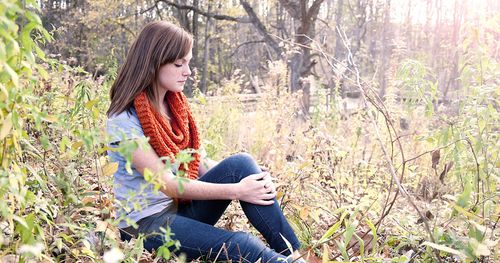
160, 171, 238, 200
131, 143, 274, 204
131, 144, 236, 200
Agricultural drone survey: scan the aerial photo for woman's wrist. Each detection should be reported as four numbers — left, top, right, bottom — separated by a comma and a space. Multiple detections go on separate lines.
228, 182, 241, 200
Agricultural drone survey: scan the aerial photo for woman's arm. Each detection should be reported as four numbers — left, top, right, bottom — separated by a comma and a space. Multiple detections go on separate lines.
131, 143, 276, 205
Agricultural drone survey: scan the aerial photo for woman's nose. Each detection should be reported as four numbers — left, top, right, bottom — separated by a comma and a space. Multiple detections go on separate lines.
184, 66, 191, 76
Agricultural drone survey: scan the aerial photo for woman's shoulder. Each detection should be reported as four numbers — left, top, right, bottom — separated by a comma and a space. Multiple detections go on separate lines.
108, 107, 138, 121
106, 107, 144, 141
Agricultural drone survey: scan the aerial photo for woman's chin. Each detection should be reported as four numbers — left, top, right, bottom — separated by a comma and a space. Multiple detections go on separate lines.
166, 86, 184, 93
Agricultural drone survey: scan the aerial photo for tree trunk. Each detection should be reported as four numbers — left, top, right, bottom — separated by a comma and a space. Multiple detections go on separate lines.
239, 0, 282, 59
444, 0, 463, 100
406, 0, 413, 50
378, 0, 391, 98
279, 0, 325, 115
185, 0, 199, 96
174, 0, 191, 31
333, 0, 344, 61
200, 4, 211, 94
192, 0, 199, 68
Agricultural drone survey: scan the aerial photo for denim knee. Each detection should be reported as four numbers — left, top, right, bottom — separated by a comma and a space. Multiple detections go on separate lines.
228, 231, 287, 262
226, 152, 260, 176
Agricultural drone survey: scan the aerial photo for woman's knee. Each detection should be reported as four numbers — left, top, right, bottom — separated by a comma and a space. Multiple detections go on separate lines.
210, 153, 260, 184
228, 152, 254, 164
226, 152, 260, 174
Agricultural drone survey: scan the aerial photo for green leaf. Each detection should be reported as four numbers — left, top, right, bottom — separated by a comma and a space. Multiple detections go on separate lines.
425, 100, 434, 117
0, 41, 6, 61
456, 180, 472, 210
478, 118, 486, 132
0, 112, 12, 139
335, 240, 349, 261
469, 221, 487, 242
13, 214, 29, 229
318, 211, 348, 243
365, 218, 378, 255
24, 10, 42, 24
343, 223, 356, 251
354, 233, 365, 259
143, 168, 153, 182
1, 63, 18, 87
20, 22, 38, 51
422, 241, 466, 260
59, 136, 70, 152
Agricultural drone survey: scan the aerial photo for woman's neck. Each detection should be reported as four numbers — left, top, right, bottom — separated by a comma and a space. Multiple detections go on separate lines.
156, 89, 171, 119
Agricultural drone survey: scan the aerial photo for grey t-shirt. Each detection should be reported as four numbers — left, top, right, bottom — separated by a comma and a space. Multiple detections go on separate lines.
106, 107, 174, 229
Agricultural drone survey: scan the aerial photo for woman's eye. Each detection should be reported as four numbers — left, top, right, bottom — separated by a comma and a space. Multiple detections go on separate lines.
174, 63, 183, 67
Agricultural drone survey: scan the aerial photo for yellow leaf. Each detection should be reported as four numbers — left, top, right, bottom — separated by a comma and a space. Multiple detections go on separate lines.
0, 83, 8, 99
276, 191, 284, 200
71, 141, 84, 150
453, 205, 484, 222
84, 99, 98, 109
0, 113, 13, 140
42, 115, 58, 123
299, 207, 309, 220
99, 156, 108, 165
322, 244, 329, 263
299, 161, 312, 170
95, 220, 109, 233
81, 196, 97, 205
102, 162, 118, 177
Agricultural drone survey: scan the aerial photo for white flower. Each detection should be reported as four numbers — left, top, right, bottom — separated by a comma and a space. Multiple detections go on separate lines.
103, 247, 125, 263
18, 243, 44, 256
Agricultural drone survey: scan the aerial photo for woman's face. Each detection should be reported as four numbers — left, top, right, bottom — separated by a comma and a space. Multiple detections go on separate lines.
157, 50, 192, 93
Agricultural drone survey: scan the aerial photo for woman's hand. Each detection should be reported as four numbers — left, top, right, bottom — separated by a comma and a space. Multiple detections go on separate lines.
236, 172, 276, 205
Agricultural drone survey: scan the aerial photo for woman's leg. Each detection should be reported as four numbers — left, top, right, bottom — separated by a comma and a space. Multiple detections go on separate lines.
179, 153, 301, 255
168, 214, 287, 262
133, 209, 287, 262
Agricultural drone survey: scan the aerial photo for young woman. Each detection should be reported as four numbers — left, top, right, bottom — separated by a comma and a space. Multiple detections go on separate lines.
106, 21, 303, 262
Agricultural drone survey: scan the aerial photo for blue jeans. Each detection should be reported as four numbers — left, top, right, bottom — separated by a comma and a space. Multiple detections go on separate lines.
120, 153, 301, 262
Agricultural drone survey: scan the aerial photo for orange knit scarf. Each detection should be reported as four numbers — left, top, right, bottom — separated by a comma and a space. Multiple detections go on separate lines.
134, 91, 200, 180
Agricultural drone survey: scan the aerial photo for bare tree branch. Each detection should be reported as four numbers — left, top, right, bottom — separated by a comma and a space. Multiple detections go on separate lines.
278, 0, 300, 19
229, 40, 266, 58
239, 0, 283, 59
307, 0, 326, 21
157, 0, 250, 23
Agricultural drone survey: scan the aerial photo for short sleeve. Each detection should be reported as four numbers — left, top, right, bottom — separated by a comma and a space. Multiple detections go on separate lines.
106, 108, 145, 145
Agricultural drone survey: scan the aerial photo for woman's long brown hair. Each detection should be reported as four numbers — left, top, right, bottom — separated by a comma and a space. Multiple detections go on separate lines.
107, 21, 193, 117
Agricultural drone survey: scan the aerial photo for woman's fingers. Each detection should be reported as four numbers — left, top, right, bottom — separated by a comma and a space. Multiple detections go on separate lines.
248, 172, 267, 180
261, 174, 276, 193
268, 184, 276, 194
262, 192, 276, 199
238, 172, 278, 205
255, 199, 274, 205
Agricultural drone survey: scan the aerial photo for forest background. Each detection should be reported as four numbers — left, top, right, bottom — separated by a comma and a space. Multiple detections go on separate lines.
0, 0, 498, 262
